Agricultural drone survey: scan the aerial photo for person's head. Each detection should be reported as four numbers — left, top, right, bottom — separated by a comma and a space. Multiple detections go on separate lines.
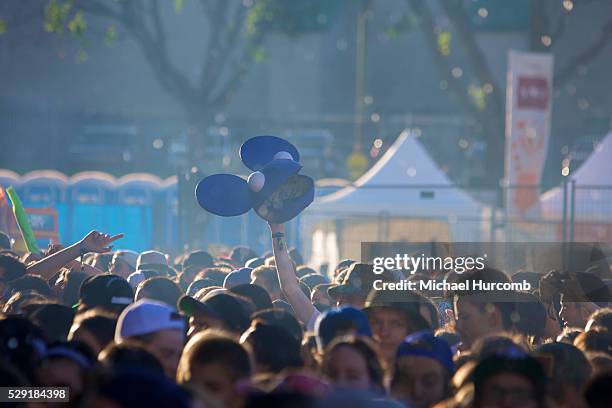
36, 341, 96, 402
2, 290, 49, 314
68, 308, 117, 355
585, 307, 612, 332
315, 306, 372, 352
0, 254, 26, 297
289, 248, 304, 266
0, 232, 12, 250
586, 351, 612, 376
328, 263, 377, 308
98, 341, 165, 375
229, 283, 273, 311
82, 369, 192, 408
229, 246, 258, 267
321, 335, 386, 395
240, 321, 303, 374
76, 274, 134, 312
58, 268, 88, 307
6, 274, 54, 298
251, 308, 303, 341
91, 253, 114, 272
182, 250, 214, 270
391, 332, 454, 408
453, 268, 515, 348
245, 257, 265, 269
179, 291, 252, 337
573, 328, 612, 356
470, 333, 529, 360
585, 371, 612, 408
137, 250, 170, 275
0, 316, 46, 382
311, 283, 334, 312
224, 267, 253, 289
135, 276, 183, 307
536, 342, 591, 407
177, 331, 252, 408
22, 302, 75, 343
115, 299, 186, 378
364, 289, 437, 364
295, 266, 317, 279
472, 354, 547, 408
300, 273, 329, 291
109, 250, 138, 278
559, 273, 611, 328
194, 267, 228, 287
250, 265, 282, 300
512, 291, 559, 341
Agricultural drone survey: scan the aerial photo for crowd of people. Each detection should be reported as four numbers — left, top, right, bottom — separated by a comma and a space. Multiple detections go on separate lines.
0, 225, 612, 408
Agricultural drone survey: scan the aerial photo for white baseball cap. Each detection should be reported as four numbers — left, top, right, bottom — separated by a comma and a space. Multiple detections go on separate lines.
115, 299, 186, 343
137, 250, 168, 270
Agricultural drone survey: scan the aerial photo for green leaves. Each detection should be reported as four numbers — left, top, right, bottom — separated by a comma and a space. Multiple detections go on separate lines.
105, 26, 118, 47
0, 18, 6, 35
437, 31, 451, 56
44, 0, 72, 34
68, 11, 86, 36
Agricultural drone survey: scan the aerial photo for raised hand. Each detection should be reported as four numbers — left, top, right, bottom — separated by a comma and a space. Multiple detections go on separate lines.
79, 231, 124, 253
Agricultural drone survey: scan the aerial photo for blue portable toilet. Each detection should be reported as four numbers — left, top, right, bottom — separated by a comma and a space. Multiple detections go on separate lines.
116, 173, 162, 252
68, 172, 117, 244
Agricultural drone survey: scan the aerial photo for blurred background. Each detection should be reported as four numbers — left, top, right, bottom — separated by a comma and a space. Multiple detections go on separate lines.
0, 0, 611, 259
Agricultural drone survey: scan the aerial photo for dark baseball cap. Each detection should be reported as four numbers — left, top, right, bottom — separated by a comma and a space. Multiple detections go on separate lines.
327, 263, 378, 300
76, 274, 134, 310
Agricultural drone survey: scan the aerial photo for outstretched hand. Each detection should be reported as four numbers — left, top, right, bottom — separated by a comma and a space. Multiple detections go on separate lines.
79, 230, 124, 253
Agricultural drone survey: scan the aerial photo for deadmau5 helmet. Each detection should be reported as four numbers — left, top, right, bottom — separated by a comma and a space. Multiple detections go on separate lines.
195, 136, 315, 223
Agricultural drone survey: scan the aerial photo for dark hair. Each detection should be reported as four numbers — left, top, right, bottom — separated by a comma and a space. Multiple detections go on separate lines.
0, 316, 46, 382
585, 372, 612, 408
182, 250, 214, 270
241, 322, 303, 374
6, 275, 54, 298
252, 308, 303, 341
300, 274, 328, 291
186, 278, 217, 297
574, 329, 612, 356
322, 335, 386, 395
0, 255, 26, 283
536, 342, 591, 400
99, 341, 164, 375
288, 248, 304, 266
23, 303, 75, 343
136, 277, 183, 307
229, 246, 258, 267
60, 269, 89, 307
296, 266, 316, 279
177, 332, 251, 384
194, 268, 227, 287
42, 340, 96, 369
73, 309, 117, 351
511, 292, 547, 339
92, 253, 113, 272
454, 268, 515, 330
229, 283, 273, 311
470, 333, 529, 360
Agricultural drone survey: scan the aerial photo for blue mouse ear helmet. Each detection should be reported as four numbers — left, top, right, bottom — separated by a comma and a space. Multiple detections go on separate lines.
195, 174, 252, 217
240, 135, 300, 171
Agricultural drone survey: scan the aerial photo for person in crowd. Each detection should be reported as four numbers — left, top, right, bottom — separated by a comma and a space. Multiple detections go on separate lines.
0, 254, 26, 298
314, 306, 372, 352
471, 354, 547, 408
194, 267, 228, 287
251, 307, 303, 341
240, 321, 303, 374
364, 289, 438, 365
135, 276, 183, 307
98, 341, 165, 375
179, 290, 252, 337
22, 302, 74, 343
230, 246, 258, 267
320, 335, 386, 396
327, 263, 380, 308
452, 268, 516, 350
584, 371, 612, 408
36, 341, 96, 405
177, 331, 252, 408
250, 265, 284, 301
183, 249, 215, 270
390, 331, 454, 408
136, 250, 172, 276
109, 250, 138, 279
74, 273, 134, 312
536, 342, 591, 408
573, 328, 612, 356
586, 351, 612, 376
68, 308, 117, 355
229, 283, 274, 311
114, 299, 186, 378
224, 267, 253, 289
585, 307, 612, 332
0, 231, 12, 250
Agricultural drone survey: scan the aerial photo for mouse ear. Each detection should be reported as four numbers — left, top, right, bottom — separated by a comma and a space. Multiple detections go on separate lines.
195, 174, 252, 217
240, 135, 300, 171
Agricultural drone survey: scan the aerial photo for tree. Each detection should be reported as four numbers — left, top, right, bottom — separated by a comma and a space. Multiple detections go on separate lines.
403, 0, 612, 186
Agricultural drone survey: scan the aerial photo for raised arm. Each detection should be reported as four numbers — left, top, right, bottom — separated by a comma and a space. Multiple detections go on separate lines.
26, 230, 123, 279
269, 223, 315, 324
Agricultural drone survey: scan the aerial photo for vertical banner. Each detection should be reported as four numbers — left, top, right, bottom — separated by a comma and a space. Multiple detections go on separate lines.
505, 50, 554, 216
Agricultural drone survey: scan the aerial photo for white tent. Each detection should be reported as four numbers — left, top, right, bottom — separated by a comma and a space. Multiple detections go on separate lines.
309, 129, 483, 217
540, 132, 612, 225
302, 129, 487, 264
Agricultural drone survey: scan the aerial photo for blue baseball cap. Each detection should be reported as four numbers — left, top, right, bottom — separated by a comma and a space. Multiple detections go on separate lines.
315, 306, 372, 351
396, 331, 455, 374
196, 136, 314, 223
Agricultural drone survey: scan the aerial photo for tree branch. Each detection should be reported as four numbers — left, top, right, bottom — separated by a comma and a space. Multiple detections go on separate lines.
554, 16, 612, 88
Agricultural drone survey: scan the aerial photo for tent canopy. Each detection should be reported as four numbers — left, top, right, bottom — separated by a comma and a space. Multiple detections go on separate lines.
308, 129, 483, 218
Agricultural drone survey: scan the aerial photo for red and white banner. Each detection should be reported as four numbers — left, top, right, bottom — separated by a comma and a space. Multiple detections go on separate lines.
505, 50, 554, 216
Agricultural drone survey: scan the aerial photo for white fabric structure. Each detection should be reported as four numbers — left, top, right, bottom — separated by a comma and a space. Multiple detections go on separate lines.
541, 132, 612, 223
308, 129, 484, 218
302, 129, 487, 264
